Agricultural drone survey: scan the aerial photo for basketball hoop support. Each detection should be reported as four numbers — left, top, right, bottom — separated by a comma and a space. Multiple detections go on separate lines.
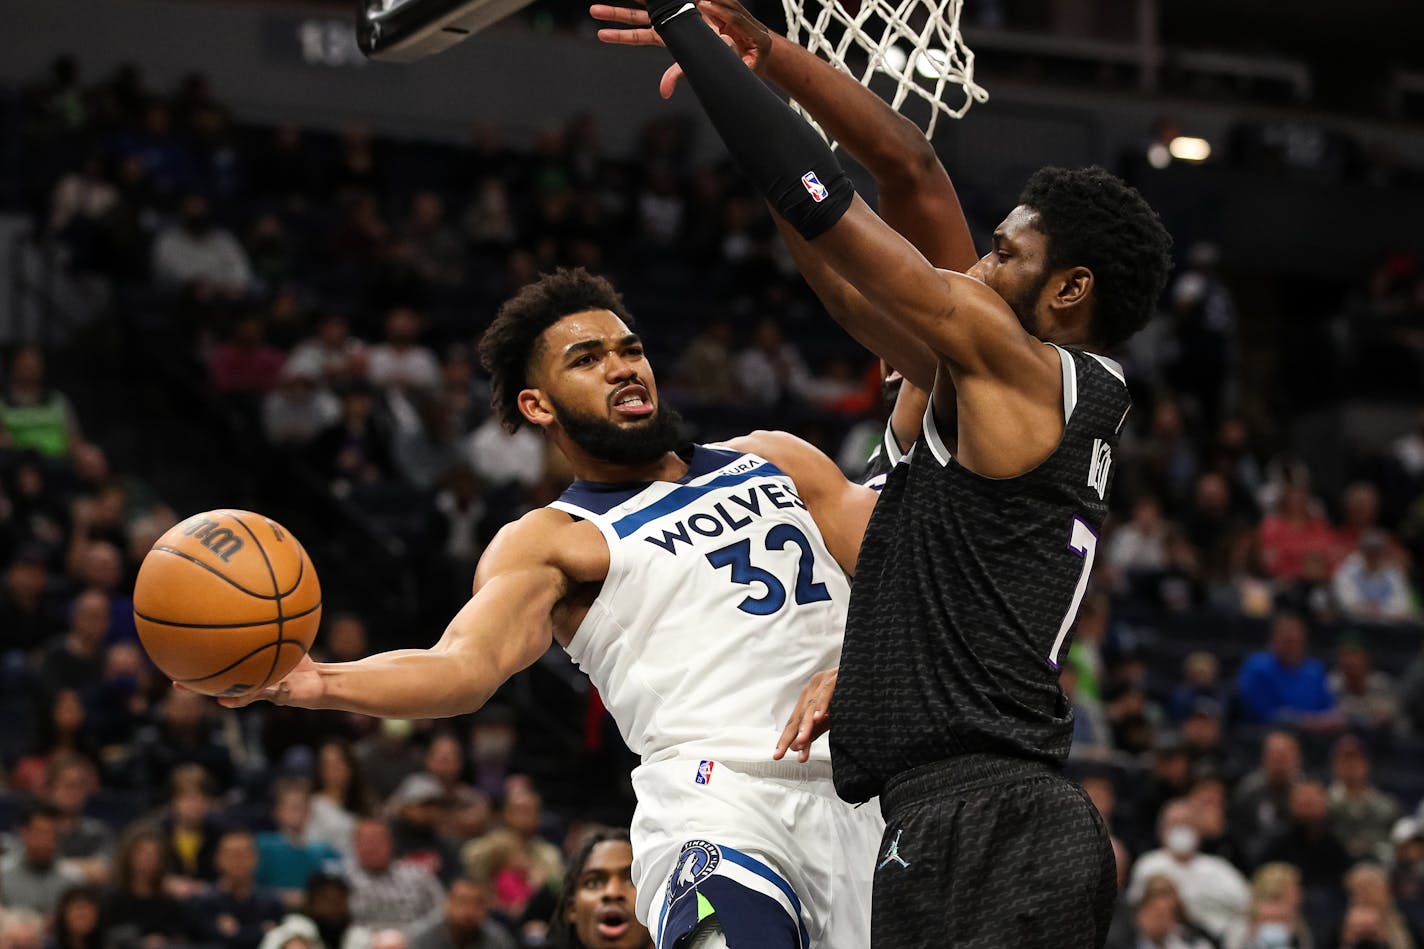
357, 0, 535, 62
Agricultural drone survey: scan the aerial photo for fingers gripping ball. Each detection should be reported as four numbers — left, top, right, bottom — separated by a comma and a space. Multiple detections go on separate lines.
134, 510, 321, 698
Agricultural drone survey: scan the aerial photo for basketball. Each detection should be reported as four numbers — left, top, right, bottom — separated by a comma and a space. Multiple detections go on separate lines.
133, 510, 322, 698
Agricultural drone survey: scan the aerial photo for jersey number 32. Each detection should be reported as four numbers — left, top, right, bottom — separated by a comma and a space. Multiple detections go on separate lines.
706, 524, 832, 616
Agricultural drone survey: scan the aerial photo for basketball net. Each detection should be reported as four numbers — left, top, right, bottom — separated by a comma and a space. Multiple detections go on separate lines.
780, 0, 989, 143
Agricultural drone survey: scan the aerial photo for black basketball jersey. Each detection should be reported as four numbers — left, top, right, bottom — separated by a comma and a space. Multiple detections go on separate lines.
830, 345, 1131, 803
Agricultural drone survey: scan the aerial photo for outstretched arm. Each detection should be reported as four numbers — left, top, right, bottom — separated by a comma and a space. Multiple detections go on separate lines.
213, 514, 572, 718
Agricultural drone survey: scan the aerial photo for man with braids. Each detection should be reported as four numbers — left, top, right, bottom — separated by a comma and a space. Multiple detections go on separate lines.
595, 1, 1173, 946
211, 267, 886, 949
553, 829, 651, 949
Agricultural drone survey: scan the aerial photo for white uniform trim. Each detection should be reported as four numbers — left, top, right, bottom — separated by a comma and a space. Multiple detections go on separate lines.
921, 401, 952, 466
1086, 351, 1126, 385
882, 418, 904, 466
1053, 344, 1079, 424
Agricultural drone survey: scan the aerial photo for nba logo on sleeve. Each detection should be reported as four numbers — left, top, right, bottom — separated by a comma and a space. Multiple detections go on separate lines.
801, 172, 829, 203
695, 760, 715, 784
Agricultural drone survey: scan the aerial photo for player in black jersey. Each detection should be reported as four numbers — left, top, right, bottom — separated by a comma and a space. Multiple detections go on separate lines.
598, 3, 1173, 945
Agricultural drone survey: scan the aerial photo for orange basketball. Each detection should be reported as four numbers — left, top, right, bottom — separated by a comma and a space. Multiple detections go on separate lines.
134, 509, 321, 698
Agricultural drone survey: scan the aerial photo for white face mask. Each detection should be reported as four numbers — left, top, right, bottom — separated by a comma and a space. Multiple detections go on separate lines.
1252, 921, 1292, 948
1165, 824, 1199, 857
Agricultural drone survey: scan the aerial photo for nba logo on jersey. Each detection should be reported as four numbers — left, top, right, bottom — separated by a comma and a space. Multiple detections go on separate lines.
801, 171, 829, 202
695, 760, 715, 784
1088, 438, 1112, 500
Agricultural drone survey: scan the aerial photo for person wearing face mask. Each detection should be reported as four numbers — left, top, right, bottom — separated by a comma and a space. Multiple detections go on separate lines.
1222, 863, 1312, 949
1127, 799, 1251, 943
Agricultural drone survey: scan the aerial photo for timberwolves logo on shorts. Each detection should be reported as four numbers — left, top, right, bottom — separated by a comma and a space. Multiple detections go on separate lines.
667, 840, 721, 907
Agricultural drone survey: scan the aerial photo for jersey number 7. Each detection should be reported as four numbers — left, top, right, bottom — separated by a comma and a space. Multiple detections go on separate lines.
706, 524, 833, 616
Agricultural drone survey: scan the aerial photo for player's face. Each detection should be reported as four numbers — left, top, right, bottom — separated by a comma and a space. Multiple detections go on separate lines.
527, 310, 682, 467
967, 205, 1054, 336
566, 841, 649, 949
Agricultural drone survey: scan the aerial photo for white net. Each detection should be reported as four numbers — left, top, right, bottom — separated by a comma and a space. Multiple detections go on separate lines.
780, 0, 989, 142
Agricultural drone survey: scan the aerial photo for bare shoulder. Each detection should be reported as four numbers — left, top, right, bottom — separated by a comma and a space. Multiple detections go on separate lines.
476, 507, 609, 589
723, 430, 859, 500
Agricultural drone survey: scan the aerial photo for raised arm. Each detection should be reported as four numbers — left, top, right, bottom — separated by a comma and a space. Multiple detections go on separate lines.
214, 512, 578, 718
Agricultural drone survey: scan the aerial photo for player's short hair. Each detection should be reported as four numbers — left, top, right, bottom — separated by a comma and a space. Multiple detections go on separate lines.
1018, 166, 1173, 348
478, 268, 636, 433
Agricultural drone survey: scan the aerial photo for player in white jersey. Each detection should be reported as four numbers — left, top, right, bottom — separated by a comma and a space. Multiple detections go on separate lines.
209, 268, 884, 949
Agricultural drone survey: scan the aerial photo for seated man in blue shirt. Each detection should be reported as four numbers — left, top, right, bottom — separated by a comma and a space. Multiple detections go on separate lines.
1235, 610, 1341, 729
256, 779, 341, 906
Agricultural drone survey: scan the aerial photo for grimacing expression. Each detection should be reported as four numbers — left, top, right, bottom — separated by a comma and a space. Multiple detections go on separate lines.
566, 840, 649, 949
524, 310, 682, 466
966, 205, 1056, 337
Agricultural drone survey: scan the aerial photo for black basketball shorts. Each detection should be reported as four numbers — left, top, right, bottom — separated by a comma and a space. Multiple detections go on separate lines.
869, 755, 1116, 949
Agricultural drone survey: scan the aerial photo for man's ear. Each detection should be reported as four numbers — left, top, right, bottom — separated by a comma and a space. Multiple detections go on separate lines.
518, 388, 554, 429
1051, 266, 1094, 311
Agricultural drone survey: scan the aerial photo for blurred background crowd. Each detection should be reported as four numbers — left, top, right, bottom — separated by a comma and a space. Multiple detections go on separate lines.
0, 0, 1423, 946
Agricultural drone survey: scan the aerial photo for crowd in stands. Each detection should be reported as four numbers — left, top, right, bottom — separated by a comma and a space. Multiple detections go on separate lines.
3, 52, 1424, 949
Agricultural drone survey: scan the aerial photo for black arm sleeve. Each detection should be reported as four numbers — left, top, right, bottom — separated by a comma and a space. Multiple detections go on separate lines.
646, 0, 854, 240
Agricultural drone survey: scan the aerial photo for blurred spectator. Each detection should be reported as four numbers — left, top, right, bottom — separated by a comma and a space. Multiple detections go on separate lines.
75, 539, 136, 644
1169, 653, 1230, 724
1330, 637, 1399, 731
106, 827, 186, 949
310, 381, 397, 489
1137, 400, 1199, 507
429, 467, 497, 577
735, 320, 812, 408
52, 884, 107, 949
1062, 663, 1111, 752
393, 396, 464, 492
1188, 774, 1242, 868
1340, 863, 1416, 949
402, 193, 465, 288
1103, 654, 1162, 755
263, 361, 341, 447
1328, 736, 1400, 863
346, 819, 445, 937
386, 774, 461, 885
1231, 731, 1304, 868
368, 309, 441, 410
1235, 612, 1339, 728
1127, 799, 1252, 942
10, 690, 98, 794
307, 739, 372, 859
1259, 484, 1338, 583
39, 590, 110, 699
1108, 496, 1171, 576
1181, 700, 1228, 777
673, 320, 741, 404
300, 869, 372, 949
91, 642, 154, 747
1259, 781, 1352, 888
128, 692, 236, 805
1390, 819, 1424, 904
256, 779, 342, 905
1336, 483, 1402, 559
462, 416, 544, 492
1114, 884, 1215, 949
422, 733, 489, 844
461, 179, 516, 250
411, 878, 513, 949
461, 782, 562, 922
0, 544, 64, 654
1220, 862, 1311, 949
0, 346, 81, 458
1137, 737, 1196, 845
0, 909, 45, 949
160, 764, 222, 882
1066, 593, 1110, 705
0, 802, 84, 916
356, 720, 426, 802
151, 194, 253, 298
210, 315, 287, 396
186, 829, 286, 949
550, 830, 650, 949
44, 753, 114, 882
1334, 530, 1418, 623
289, 314, 368, 389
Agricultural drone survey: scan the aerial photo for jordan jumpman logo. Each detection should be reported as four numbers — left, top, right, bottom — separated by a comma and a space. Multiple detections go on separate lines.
878, 829, 910, 870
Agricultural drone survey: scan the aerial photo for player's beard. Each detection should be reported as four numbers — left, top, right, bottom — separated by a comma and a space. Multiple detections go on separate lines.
1004, 269, 1052, 338
550, 394, 685, 467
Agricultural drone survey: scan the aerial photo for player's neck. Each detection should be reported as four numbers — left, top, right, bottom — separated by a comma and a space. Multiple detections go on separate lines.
571, 450, 689, 486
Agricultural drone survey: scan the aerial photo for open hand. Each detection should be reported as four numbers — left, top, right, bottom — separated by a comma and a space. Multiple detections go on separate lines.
175, 653, 327, 709
773, 668, 837, 763
590, 0, 772, 99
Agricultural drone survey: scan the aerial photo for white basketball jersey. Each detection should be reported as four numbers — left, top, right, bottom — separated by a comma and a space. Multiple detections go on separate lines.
550, 444, 850, 766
